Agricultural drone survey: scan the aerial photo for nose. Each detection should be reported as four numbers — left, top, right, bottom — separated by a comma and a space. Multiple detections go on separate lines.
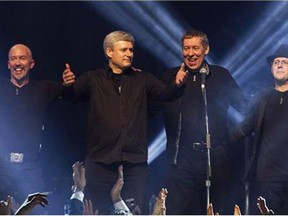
277, 62, 284, 68
15, 58, 21, 65
126, 50, 133, 56
187, 48, 194, 56
125, 51, 133, 59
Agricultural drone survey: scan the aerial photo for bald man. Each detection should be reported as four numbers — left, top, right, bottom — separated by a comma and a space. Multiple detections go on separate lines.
0, 44, 62, 208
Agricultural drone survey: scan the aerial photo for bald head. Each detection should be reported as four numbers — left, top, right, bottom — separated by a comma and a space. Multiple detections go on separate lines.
8, 44, 35, 88
8, 44, 33, 60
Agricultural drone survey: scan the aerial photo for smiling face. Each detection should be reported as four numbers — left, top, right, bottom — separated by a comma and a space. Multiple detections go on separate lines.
106, 41, 134, 74
271, 57, 288, 83
182, 36, 209, 70
8, 44, 35, 86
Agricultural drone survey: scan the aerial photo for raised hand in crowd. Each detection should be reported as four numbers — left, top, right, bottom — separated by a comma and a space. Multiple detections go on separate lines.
207, 203, 241, 215
72, 161, 86, 193
65, 161, 87, 215
15, 192, 48, 215
82, 199, 99, 215
151, 188, 168, 215
234, 204, 241, 215
111, 165, 134, 215
207, 203, 219, 215
111, 165, 124, 204
257, 196, 274, 215
0, 195, 11, 215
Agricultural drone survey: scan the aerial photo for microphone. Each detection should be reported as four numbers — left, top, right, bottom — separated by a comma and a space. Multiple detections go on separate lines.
200, 67, 208, 89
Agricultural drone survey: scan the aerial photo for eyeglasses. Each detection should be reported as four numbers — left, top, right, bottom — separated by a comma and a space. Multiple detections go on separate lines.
273, 60, 288, 66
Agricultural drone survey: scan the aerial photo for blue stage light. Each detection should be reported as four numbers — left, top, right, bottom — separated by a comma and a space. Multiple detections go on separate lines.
90, 1, 288, 164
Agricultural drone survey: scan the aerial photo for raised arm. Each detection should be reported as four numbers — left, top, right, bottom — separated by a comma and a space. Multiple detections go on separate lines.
72, 161, 86, 192
152, 188, 168, 215
15, 192, 48, 215
111, 165, 132, 215
257, 196, 274, 215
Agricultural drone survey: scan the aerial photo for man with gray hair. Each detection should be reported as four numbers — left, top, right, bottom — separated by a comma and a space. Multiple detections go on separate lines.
162, 29, 247, 214
62, 30, 188, 214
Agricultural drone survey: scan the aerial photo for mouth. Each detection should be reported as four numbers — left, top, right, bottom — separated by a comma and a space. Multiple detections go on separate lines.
186, 56, 198, 64
123, 59, 132, 63
14, 68, 24, 74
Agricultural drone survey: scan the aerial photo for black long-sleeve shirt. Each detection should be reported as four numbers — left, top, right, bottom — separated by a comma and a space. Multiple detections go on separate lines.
163, 63, 247, 164
0, 78, 61, 157
230, 89, 288, 181
63, 66, 183, 164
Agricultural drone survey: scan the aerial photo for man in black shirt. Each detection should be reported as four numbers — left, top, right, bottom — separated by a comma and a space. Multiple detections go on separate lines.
62, 30, 188, 214
230, 44, 288, 214
0, 44, 61, 205
162, 29, 247, 215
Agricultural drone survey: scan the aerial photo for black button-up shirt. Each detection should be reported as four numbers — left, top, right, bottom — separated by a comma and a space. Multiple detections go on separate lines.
63, 66, 183, 164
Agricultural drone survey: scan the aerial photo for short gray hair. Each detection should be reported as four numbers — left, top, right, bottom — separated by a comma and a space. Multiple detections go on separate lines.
103, 31, 135, 57
181, 29, 209, 49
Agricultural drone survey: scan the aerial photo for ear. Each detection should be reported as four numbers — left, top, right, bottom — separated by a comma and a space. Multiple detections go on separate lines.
204, 46, 210, 55
106, 48, 113, 59
7, 61, 10, 70
30, 59, 35, 69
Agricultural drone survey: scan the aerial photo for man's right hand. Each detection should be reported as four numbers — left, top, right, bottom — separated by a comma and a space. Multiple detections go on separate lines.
175, 63, 188, 87
63, 63, 76, 87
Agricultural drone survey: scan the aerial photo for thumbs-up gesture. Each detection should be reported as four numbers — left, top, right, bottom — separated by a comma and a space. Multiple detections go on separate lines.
62, 63, 76, 87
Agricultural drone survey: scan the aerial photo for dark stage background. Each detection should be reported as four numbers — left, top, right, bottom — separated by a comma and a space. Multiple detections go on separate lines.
0, 1, 284, 214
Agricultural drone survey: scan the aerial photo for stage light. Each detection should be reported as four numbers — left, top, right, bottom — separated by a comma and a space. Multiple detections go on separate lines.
89, 1, 189, 163
90, 1, 188, 67
90, 1, 288, 164
222, 1, 288, 90
148, 128, 166, 164
89, 1, 218, 163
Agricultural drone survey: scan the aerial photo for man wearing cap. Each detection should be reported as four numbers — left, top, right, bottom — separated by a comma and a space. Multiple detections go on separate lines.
230, 44, 288, 214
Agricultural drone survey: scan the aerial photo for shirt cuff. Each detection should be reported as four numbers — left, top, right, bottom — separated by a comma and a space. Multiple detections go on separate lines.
114, 200, 130, 212
70, 191, 84, 202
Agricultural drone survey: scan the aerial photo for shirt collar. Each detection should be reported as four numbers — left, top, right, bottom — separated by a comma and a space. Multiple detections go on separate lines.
104, 65, 134, 77
185, 60, 211, 76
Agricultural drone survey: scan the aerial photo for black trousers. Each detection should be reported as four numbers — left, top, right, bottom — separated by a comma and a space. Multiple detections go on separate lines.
0, 155, 45, 213
166, 145, 231, 215
85, 160, 149, 214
